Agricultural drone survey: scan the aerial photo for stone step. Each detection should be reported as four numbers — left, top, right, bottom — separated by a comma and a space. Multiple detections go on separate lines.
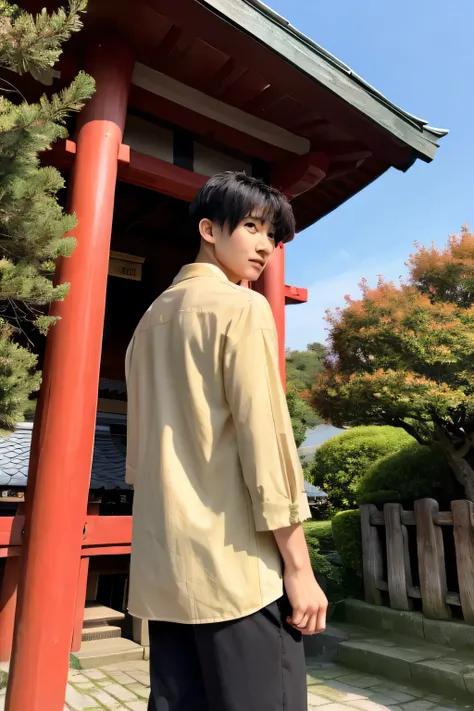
70, 637, 144, 670
305, 620, 474, 704
81, 624, 122, 642
83, 603, 125, 626
340, 599, 474, 652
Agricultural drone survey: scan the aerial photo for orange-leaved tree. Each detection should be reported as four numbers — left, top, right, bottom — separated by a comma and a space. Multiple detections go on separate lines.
311, 226, 474, 501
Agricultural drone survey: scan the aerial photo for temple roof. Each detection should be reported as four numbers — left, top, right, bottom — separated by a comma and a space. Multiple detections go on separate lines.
22, 0, 448, 230
0, 420, 130, 491
0, 417, 326, 498
204, 0, 447, 162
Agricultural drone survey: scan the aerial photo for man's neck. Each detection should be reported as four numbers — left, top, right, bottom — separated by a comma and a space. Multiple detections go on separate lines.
194, 251, 237, 283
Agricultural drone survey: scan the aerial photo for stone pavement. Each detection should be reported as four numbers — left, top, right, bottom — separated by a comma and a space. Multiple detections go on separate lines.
0, 660, 471, 710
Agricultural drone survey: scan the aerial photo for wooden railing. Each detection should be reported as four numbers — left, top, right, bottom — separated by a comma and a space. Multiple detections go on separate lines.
360, 499, 474, 624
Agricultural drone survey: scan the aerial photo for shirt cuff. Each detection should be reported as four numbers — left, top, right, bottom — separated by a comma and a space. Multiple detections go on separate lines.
253, 492, 312, 532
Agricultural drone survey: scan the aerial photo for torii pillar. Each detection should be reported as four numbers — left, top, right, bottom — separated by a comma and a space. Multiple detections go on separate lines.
255, 242, 286, 387
5, 37, 133, 711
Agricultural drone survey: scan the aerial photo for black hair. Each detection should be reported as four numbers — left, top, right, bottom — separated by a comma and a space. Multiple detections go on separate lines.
189, 171, 295, 245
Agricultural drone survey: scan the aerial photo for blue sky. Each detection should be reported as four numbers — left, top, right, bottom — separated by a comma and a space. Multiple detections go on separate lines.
273, 0, 474, 349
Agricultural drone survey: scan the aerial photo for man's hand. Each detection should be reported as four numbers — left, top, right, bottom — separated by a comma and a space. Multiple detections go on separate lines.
283, 565, 328, 635
272, 522, 328, 636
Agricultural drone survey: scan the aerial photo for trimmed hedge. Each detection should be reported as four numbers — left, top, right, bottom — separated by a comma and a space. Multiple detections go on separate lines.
303, 521, 343, 606
332, 510, 362, 579
308, 426, 413, 513
357, 441, 461, 508
303, 520, 334, 555
304, 520, 334, 589
304, 517, 364, 605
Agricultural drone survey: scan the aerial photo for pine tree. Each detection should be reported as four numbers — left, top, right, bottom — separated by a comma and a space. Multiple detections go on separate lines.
0, 1, 94, 430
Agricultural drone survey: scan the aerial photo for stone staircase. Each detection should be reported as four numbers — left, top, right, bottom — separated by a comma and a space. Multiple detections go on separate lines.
305, 599, 474, 704
70, 604, 144, 669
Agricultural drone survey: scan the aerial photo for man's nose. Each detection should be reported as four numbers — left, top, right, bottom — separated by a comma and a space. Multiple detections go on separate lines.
258, 238, 274, 256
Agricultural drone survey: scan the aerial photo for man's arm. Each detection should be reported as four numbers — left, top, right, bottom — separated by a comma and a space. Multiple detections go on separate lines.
223, 295, 327, 634
273, 524, 327, 635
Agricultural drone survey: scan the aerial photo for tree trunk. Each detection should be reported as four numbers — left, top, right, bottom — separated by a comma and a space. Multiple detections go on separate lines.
434, 425, 474, 502
445, 450, 474, 502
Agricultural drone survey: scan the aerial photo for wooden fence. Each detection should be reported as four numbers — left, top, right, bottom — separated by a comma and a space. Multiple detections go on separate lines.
360, 499, 474, 624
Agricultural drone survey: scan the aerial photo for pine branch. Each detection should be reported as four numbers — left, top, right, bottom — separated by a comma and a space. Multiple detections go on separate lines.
0, 1, 87, 75
0, 1, 93, 430
0, 72, 95, 158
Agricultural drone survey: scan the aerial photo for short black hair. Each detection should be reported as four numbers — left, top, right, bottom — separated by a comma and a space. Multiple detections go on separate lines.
189, 171, 295, 244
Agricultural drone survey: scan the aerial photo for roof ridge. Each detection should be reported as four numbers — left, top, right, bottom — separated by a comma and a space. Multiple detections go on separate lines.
243, 0, 449, 137
201, 0, 448, 159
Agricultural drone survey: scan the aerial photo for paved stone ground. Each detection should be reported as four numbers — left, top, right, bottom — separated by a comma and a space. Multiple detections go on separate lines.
0, 661, 471, 710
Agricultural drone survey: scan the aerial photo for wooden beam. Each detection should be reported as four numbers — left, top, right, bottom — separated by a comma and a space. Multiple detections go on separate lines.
0, 515, 133, 549
322, 141, 372, 163
47, 139, 208, 201
325, 158, 368, 181
43, 139, 130, 172
272, 151, 329, 200
285, 285, 308, 305
81, 545, 132, 557
83, 516, 132, 547
119, 149, 207, 200
132, 62, 310, 155
0, 516, 23, 546
129, 86, 290, 163
0, 547, 21, 559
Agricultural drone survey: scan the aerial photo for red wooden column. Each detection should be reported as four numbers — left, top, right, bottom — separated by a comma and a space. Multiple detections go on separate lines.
0, 503, 24, 662
0, 556, 20, 663
71, 504, 99, 653
6, 37, 133, 711
255, 242, 286, 387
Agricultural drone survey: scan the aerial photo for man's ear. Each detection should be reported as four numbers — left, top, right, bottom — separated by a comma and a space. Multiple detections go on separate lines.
199, 218, 216, 244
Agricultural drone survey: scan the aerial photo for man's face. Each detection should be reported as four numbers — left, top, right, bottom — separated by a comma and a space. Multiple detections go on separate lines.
202, 214, 276, 283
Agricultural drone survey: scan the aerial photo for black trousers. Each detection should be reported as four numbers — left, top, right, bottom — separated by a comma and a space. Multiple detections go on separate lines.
147, 596, 308, 711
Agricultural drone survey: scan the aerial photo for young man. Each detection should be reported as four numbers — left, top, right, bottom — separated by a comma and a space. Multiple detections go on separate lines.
125, 172, 327, 711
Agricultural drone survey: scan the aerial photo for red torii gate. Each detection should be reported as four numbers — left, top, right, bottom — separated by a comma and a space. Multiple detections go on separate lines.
3, 40, 308, 711
1, 1, 444, 709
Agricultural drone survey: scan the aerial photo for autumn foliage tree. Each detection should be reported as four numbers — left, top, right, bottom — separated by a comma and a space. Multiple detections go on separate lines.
311, 226, 474, 501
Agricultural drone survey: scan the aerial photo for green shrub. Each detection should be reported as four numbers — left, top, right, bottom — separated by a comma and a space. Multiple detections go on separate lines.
303, 520, 334, 554
304, 520, 340, 603
304, 516, 363, 607
332, 510, 362, 578
305, 537, 346, 608
357, 442, 462, 508
308, 547, 333, 580
308, 426, 413, 513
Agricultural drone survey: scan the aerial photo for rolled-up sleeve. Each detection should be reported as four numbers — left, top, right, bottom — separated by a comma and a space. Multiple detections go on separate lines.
224, 296, 311, 532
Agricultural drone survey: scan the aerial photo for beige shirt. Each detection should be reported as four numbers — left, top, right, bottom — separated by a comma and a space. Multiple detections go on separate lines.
125, 263, 310, 623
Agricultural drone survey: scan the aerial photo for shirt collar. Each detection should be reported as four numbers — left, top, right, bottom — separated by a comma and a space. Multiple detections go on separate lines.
172, 263, 230, 285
